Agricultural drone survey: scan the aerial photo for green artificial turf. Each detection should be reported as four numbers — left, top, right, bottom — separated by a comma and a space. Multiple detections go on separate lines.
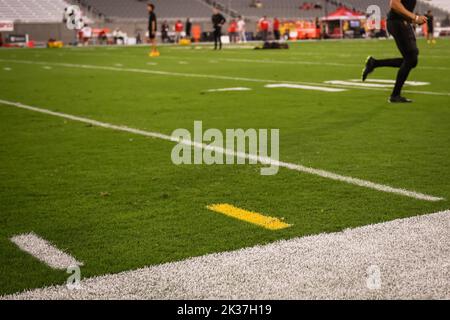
0, 39, 449, 295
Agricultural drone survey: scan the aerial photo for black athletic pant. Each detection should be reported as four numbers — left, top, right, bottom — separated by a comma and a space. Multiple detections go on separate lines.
373, 19, 419, 97
213, 27, 222, 49
274, 30, 281, 41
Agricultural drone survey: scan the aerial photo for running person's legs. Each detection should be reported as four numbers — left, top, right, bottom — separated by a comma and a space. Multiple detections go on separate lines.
362, 20, 419, 102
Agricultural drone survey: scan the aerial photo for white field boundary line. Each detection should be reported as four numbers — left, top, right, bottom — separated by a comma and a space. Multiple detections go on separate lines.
1, 58, 448, 96
10, 233, 83, 270
3, 210, 449, 299
0, 99, 444, 202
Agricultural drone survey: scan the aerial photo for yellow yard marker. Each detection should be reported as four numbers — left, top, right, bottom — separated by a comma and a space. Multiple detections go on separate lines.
207, 203, 291, 230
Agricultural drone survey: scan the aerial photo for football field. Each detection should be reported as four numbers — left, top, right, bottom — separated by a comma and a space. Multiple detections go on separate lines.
0, 39, 449, 298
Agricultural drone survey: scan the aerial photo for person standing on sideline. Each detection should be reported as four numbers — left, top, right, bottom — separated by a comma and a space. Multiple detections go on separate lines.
361, 0, 427, 103
81, 24, 92, 46
260, 16, 270, 41
273, 17, 281, 40
237, 16, 247, 43
136, 32, 142, 44
161, 21, 169, 43
425, 10, 435, 44
185, 18, 192, 39
147, 3, 159, 57
229, 19, 238, 43
175, 20, 184, 43
212, 8, 226, 50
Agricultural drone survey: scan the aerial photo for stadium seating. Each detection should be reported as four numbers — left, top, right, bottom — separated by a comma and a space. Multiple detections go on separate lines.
0, 0, 68, 22
225, 0, 330, 19
432, 0, 450, 12
338, 0, 448, 18
2, 0, 446, 23
225, 0, 448, 19
78, 0, 213, 19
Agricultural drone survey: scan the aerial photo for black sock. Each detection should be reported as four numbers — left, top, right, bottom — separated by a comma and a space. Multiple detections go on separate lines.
374, 58, 403, 68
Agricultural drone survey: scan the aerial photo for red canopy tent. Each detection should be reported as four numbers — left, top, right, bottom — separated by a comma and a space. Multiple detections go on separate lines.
321, 7, 366, 21
321, 7, 366, 38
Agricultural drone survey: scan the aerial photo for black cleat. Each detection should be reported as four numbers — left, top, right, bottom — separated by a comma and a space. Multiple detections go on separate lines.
362, 56, 376, 82
388, 95, 413, 103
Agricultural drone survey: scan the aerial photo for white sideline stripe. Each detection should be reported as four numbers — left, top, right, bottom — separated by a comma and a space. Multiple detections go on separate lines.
4, 210, 449, 299
10, 233, 83, 270
349, 79, 430, 86
1, 58, 448, 96
207, 87, 251, 92
0, 99, 443, 202
265, 83, 346, 92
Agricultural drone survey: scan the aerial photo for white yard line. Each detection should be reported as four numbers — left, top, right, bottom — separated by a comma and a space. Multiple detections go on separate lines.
0, 99, 443, 202
10, 233, 83, 270
326, 80, 431, 88
349, 79, 430, 86
325, 80, 395, 88
3, 210, 449, 299
207, 87, 252, 92
324, 83, 450, 96
1, 58, 449, 96
265, 83, 346, 92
